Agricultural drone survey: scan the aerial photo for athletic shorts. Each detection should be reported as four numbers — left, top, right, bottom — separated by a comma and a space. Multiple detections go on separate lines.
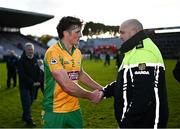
42, 109, 83, 128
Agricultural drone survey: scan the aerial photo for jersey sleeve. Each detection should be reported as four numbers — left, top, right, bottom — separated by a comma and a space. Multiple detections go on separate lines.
45, 49, 64, 71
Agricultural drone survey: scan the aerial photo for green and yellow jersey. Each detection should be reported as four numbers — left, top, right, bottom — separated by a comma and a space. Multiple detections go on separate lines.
43, 41, 82, 113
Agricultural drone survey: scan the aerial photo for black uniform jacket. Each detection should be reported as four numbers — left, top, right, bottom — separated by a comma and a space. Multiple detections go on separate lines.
103, 31, 168, 128
18, 51, 41, 89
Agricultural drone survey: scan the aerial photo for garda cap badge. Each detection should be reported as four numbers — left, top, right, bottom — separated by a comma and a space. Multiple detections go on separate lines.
138, 63, 146, 70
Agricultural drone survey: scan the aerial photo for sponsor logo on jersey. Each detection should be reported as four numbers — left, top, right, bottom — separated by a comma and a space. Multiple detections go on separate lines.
67, 71, 79, 80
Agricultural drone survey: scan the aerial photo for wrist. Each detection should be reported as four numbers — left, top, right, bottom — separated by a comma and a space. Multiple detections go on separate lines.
87, 91, 93, 100
100, 89, 106, 99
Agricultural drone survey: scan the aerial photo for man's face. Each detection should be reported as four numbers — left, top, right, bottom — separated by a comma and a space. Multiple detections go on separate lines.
67, 26, 82, 45
25, 45, 34, 59
119, 25, 136, 43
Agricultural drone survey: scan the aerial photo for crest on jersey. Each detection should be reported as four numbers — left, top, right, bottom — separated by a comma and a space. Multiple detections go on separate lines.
138, 63, 146, 70
50, 58, 57, 64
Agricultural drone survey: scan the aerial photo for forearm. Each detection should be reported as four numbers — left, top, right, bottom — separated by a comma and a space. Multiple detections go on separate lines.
62, 80, 93, 100
79, 71, 103, 90
52, 70, 93, 100
51, 69, 102, 103
63, 81, 103, 104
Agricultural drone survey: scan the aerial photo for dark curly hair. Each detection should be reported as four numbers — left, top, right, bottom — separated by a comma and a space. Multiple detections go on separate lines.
56, 16, 83, 39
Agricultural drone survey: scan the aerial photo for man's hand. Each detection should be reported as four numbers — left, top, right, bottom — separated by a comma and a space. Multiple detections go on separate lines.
89, 90, 104, 104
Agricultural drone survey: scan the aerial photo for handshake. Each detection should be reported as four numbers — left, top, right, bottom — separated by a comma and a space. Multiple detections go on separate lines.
89, 89, 104, 104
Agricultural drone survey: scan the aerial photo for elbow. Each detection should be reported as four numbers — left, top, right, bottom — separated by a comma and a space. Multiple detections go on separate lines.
61, 81, 75, 95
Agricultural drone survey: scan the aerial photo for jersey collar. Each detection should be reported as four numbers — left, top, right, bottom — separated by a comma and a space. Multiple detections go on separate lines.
58, 40, 76, 56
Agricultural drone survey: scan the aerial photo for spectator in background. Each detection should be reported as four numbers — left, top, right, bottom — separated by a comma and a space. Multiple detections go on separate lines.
18, 42, 42, 127
4, 50, 18, 88
104, 51, 110, 66
33, 59, 44, 99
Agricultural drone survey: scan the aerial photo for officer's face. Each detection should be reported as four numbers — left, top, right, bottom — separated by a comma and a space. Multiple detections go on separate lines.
119, 24, 137, 43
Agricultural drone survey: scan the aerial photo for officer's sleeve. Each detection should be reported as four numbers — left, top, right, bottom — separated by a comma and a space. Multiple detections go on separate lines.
103, 81, 116, 98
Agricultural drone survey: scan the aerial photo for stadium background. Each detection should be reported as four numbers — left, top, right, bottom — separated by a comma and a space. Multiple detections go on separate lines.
0, 7, 180, 128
